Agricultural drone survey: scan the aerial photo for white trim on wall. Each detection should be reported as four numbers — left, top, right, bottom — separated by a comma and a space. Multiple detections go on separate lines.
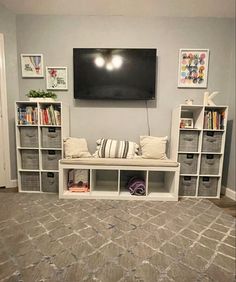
225, 187, 236, 201
0, 34, 14, 188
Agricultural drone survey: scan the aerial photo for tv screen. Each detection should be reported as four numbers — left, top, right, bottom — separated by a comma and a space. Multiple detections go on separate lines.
73, 48, 157, 100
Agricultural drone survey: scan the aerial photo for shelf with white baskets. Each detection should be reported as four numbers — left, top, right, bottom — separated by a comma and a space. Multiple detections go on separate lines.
170, 104, 228, 198
15, 101, 69, 193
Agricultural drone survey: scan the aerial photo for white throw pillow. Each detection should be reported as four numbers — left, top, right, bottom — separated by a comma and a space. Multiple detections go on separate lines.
140, 136, 168, 159
64, 137, 91, 159
93, 138, 139, 159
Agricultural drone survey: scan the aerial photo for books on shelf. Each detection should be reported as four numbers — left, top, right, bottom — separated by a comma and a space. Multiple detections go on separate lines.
204, 110, 225, 130
40, 105, 61, 125
17, 106, 38, 125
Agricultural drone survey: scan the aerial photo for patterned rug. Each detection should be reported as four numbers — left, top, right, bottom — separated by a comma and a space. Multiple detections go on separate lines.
0, 193, 235, 282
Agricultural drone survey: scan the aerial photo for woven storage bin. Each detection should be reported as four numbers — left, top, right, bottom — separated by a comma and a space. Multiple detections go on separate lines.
41, 127, 61, 148
179, 131, 199, 152
179, 176, 197, 196
20, 127, 38, 148
42, 150, 61, 170
21, 172, 40, 191
198, 177, 218, 196
178, 153, 198, 174
42, 172, 58, 193
202, 131, 222, 152
21, 149, 39, 169
200, 154, 220, 175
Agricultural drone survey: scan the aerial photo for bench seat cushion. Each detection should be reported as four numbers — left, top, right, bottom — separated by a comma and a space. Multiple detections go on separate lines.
60, 157, 179, 167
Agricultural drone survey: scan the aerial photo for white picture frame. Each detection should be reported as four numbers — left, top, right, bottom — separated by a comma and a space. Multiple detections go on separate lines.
178, 49, 209, 88
46, 66, 68, 90
180, 118, 194, 129
21, 54, 44, 78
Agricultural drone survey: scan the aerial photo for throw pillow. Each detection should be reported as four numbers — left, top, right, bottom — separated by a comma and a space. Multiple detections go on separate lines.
140, 136, 168, 159
64, 137, 91, 159
94, 138, 139, 159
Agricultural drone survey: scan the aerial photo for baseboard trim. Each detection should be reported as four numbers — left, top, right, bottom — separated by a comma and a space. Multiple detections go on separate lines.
225, 187, 236, 201
6, 179, 17, 188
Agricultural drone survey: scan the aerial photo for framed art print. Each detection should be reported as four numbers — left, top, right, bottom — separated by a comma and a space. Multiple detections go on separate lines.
46, 67, 68, 90
21, 54, 44, 78
178, 49, 209, 88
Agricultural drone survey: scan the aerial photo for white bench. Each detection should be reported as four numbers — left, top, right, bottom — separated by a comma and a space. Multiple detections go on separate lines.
59, 158, 180, 201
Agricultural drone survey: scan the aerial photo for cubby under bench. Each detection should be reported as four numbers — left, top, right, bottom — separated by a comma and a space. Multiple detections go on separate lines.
59, 158, 180, 201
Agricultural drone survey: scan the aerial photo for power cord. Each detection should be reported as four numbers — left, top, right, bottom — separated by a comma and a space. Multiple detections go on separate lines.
145, 100, 151, 136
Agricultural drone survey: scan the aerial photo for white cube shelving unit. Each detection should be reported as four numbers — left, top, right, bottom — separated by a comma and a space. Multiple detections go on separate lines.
170, 104, 228, 198
15, 101, 69, 193
59, 162, 180, 201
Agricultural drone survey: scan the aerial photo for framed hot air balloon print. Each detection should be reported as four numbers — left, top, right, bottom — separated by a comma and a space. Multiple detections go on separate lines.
178, 49, 209, 88
21, 54, 44, 78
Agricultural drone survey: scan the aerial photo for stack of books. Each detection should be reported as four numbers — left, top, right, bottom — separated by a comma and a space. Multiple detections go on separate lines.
204, 110, 225, 130
17, 106, 38, 125
40, 105, 61, 125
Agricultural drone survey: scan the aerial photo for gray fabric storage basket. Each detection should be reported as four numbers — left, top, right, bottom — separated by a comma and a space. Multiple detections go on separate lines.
20, 127, 38, 147
179, 131, 199, 152
42, 172, 58, 193
178, 153, 198, 174
21, 149, 39, 169
42, 150, 61, 170
202, 131, 222, 152
179, 176, 197, 196
198, 177, 218, 196
42, 127, 61, 148
21, 172, 40, 191
200, 154, 220, 175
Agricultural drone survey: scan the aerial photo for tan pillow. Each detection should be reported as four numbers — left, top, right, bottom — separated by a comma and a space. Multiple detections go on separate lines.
140, 136, 168, 159
64, 137, 91, 159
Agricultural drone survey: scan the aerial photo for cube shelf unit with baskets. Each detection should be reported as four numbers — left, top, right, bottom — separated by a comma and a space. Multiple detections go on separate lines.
15, 101, 69, 193
170, 104, 228, 198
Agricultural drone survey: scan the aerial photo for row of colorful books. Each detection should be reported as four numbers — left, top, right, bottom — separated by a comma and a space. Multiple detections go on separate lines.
40, 105, 61, 125
17, 106, 38, 125
204, 110, 225, 130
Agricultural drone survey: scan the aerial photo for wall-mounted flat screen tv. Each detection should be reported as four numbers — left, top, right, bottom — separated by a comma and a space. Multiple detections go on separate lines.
73, 48, 157, 100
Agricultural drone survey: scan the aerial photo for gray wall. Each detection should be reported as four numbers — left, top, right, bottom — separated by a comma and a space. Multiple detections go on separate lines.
0, 3, 19, 180
8, 15, 234, 192
16, 15, 235, 190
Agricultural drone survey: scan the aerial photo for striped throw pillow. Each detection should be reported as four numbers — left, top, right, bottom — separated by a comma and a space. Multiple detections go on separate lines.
94, 138, 139, 159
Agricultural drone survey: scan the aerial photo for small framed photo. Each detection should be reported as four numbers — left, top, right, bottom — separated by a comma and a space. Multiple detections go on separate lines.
46, 67, 68, 90
21, 54, 44, 78
180, 118, 194, 128
178, 49, 209, 88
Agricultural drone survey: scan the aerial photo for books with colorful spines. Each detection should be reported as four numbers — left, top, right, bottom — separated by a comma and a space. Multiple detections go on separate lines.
19, 108, 26, 124
207, 111, 211, 129
42, 109, 47, 125
54, 110, 61, 125
26, 106, 33, 124
46, 108, 51, 125
204, 112, 208, 129
33, 107, 38, 124
220, 111, 225, 129
213, 111, 217, 130
48, 105, 56, 125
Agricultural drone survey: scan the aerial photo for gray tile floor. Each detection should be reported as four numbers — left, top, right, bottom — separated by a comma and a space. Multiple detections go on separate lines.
0, 193, 235, 282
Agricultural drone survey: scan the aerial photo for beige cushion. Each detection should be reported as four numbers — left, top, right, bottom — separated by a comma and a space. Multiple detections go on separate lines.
64, 137, 91, 159
140, 136, 168, 159
60, 157, 178, 167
